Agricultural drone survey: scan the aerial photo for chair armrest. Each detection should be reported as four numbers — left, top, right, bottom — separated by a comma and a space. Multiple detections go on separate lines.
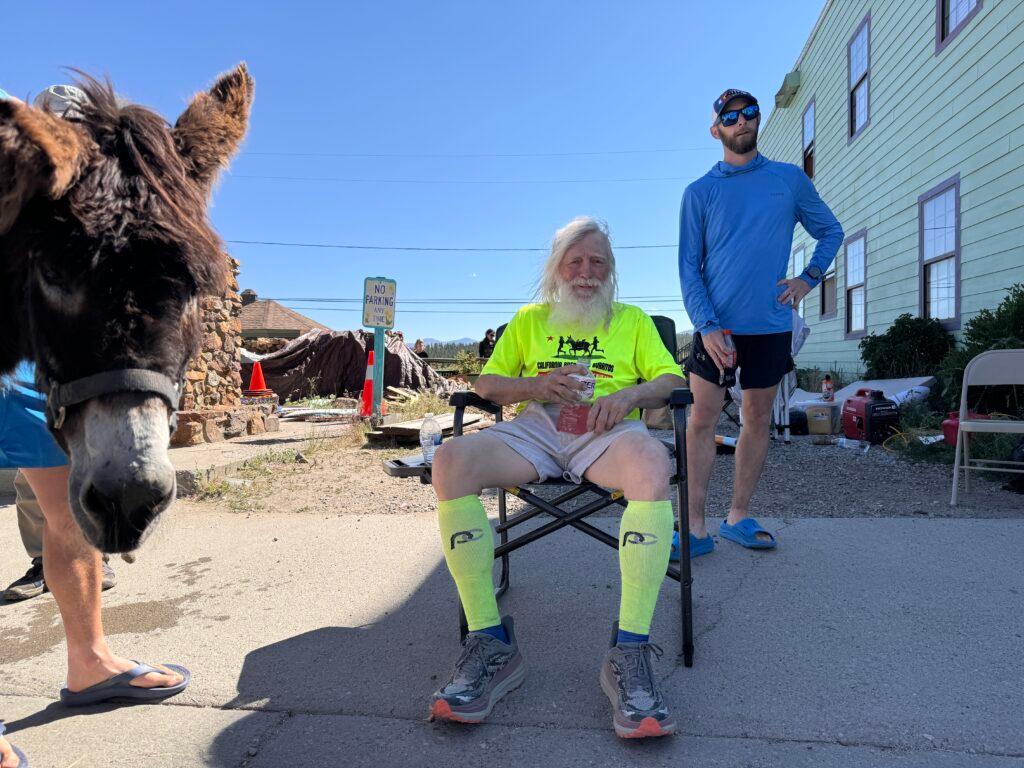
449, 391, 503, 416
669, 387, 694, 408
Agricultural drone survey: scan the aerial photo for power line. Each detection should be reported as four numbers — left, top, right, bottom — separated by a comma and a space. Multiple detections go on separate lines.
227, 239, 677, 252
242, 147, 709, 159
266, 295, 684, 304
230, 174, 689, 185
286, 306, 686, 315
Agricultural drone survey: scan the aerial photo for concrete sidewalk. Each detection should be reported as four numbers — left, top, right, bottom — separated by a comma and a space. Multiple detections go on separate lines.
1, 507, 1022, 767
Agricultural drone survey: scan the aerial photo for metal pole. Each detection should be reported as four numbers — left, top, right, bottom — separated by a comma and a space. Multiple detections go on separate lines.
372, 326, 385, 425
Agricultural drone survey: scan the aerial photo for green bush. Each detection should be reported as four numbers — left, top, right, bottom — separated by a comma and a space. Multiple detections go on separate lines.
939, 283, 1024, 413
858, 314, 955, 380
454, 349, 483, 376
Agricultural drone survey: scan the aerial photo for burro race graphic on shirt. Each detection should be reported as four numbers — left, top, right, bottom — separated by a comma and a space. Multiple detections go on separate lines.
550, 334, 606, 360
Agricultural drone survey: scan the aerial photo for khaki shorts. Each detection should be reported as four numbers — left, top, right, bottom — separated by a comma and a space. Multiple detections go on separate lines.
486, 402, 649, 484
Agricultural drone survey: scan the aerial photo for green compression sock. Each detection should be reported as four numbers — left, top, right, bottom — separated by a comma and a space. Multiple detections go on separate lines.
438, 495, 500, 632
618, 500, 674, 636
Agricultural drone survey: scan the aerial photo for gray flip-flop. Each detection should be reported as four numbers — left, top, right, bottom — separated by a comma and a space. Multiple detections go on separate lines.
13, 744, 29, 767
59, 662, 190, 707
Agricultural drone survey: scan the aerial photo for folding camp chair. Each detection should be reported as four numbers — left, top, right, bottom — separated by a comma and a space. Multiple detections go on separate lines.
384, 315, 697, 666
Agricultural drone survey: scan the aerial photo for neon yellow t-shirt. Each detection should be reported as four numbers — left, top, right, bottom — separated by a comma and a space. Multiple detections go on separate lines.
480, 302, 683, 419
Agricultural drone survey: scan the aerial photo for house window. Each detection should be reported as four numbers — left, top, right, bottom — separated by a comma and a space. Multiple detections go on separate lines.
918, 175, 961, 329
937, 0, 982, 52
844, 231, 867, 338
802, 100, 815, 179
792, 246, 806, 318
820, 263, 837, 320
848, 15, 870, 141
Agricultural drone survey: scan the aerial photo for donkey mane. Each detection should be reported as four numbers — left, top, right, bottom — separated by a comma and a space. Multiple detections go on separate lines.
65, 73, 226, 296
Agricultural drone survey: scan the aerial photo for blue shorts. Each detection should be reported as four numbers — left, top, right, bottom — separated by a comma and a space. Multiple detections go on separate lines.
0, 382, 69, 469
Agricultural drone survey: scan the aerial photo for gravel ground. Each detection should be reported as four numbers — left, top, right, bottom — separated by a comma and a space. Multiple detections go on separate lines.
181, 415, 1022, 521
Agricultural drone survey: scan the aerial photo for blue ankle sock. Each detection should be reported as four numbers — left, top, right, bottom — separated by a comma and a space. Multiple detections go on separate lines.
477, 624, 509, 644
617, 628, 649, 645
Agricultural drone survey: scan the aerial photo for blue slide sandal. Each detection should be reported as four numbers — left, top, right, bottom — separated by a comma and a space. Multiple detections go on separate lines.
670, 530, 715, 561
13, 745, 29, 767
719, 518, 777, 550
60, 662, 190, 707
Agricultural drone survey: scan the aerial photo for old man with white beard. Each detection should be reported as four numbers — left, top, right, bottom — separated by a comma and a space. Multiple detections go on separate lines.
427, 217, 686, 739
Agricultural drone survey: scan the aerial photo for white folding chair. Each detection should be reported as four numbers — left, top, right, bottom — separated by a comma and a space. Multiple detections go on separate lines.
950, 349, 1024, 505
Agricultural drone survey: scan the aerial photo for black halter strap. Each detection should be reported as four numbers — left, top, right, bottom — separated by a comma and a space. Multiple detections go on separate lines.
47, 369, 181, 430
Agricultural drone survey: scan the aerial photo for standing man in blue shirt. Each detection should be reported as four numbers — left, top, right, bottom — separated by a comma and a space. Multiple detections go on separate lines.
678, 89, 843, 555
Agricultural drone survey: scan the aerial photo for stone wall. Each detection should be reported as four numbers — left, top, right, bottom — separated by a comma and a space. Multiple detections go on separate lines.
180, 257, 243, 411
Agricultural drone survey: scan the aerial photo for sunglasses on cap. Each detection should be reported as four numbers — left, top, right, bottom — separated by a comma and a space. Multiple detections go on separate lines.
717, 104, 760, 127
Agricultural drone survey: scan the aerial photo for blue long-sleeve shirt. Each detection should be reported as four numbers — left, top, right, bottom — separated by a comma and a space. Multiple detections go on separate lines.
678, 153, 843, 335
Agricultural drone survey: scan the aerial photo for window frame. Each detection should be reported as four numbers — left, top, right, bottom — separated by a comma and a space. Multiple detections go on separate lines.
847, 13, 871, 144
843, 229, 868, 340
918, 174, 962, 331
935, 0, 982, 55
819, 262, 838, 321
802, 97, 816, 179
792, 244, 807, 318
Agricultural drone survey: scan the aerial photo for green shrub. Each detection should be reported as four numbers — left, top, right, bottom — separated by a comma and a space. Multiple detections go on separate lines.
858, 314, 955, 380
939, 283, 1024, 412
454, 350, 483, 376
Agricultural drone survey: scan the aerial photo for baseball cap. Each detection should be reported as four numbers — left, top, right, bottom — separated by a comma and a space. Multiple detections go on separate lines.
33, 84, 89, 119
712, 88, 758, 122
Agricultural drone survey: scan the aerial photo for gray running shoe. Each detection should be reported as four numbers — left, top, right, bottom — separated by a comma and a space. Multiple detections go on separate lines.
430, 615, 525, 723
600, 638, 676, 738
3, 558, 46, 601
101, 559, 116, 591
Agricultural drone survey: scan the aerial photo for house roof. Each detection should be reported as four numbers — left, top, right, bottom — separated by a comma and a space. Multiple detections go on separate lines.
240, 300, 329, 335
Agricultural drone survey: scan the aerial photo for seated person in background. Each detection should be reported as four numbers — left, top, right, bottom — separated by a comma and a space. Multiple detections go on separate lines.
427, 216, 686, 739
478, 328, 496, 358
413, 339, 429, 359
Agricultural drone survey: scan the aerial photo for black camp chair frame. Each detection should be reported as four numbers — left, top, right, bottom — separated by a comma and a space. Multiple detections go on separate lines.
383, 315, 696, 667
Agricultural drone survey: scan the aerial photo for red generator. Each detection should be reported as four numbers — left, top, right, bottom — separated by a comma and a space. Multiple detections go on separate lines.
842, 389, 900, 443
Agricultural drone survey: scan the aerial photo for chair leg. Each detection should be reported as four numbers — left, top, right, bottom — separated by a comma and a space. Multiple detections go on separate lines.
496, 487, 510, 596
951, 428, 962, 506
458, 602, 468, 642
964, 432, 972, 495
672, 403, 695, 668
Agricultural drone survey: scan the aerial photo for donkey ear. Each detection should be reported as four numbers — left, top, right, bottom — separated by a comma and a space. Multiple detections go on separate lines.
0, 99, 92, 234
172, 63, 254, 193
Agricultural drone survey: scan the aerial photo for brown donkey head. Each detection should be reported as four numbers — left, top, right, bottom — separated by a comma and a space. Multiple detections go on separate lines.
0, 64, 253, 552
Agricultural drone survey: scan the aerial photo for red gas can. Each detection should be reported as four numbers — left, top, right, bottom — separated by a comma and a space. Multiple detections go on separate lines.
842, 389, 900, 444
941, 411, 989, 445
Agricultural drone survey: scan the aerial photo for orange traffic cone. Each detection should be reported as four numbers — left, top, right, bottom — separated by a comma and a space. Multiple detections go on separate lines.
360, 350, 374, 417
244, 361, 272, 396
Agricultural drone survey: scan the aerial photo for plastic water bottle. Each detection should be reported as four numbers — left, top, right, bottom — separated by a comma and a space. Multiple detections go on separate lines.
836, 437, 870, 454
718, 330, 737, 386
420, 412, 442, 464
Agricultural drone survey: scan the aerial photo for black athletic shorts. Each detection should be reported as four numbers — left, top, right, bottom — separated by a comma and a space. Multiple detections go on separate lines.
685, 331, 794, 390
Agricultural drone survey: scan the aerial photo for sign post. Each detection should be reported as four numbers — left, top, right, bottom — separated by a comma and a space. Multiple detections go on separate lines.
362, 277, 397, 425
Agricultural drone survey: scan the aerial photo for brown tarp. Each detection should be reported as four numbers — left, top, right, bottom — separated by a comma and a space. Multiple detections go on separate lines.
241, 329, 454, 400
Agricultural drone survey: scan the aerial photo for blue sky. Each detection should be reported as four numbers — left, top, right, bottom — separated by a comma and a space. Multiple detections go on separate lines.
4, 1, 823, 341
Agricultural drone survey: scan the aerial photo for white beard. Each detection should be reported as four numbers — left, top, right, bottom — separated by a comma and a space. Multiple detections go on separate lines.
548, 277, 615, 330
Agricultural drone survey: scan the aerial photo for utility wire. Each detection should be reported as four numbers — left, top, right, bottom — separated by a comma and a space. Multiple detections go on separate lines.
267, 295, 683, 304
286, 306, 686, 315
227, 239, 677, 252
231, 173, 689, 185
242, 147, 709, 159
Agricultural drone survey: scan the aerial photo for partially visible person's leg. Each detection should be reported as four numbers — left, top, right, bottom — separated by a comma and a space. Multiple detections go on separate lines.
727, 385, 777, 543
686, 374, 726, 538
15, 471, 44, 559
21, 466, 182, 695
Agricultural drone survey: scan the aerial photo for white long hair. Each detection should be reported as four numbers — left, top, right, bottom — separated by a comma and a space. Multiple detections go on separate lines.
536, 217, 618, 328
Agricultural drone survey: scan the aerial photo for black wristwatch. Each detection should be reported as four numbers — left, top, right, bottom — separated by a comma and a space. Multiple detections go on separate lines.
800, 265, 823, 286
